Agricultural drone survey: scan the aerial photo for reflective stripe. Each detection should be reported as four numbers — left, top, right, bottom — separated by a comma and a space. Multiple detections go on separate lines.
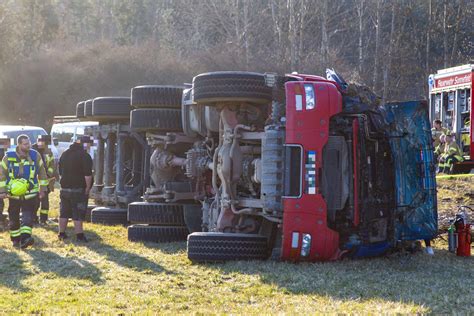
7, 157, 16, 162
9, 192, 39, 200
20, 226, 32, 235
1, 160, 7, 169
40, 210, 48, 215
39, 180, 49, 186
10, 229, 21, 237
29, 165, 35, 180
46, 155, 54, 164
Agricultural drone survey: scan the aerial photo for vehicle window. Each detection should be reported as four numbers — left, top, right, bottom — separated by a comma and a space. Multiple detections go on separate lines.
76, 127, 85, 137
51, 126, 75, 142
3, 129, 47, 144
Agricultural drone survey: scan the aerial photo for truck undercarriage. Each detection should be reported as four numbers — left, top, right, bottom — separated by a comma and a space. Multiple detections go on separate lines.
65, 69, 437, 263
186, 71, 437, 262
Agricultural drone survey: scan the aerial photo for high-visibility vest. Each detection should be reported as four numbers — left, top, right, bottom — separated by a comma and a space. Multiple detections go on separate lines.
4, 150, 45, 199
442, 142, 464, 162
44, 153, 55, 176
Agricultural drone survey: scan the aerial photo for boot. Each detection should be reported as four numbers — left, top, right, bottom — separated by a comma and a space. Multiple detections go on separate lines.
20, 236, 35, 249
39, 212, 49, 225
58, 232, 68, 240
76, 233, 88, 242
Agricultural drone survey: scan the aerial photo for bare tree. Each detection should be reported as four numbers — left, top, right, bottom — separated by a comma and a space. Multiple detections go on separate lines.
356, 0, 366, 76
372, 0, 383, 92
425, 0, 432, 73
382, 2, 396, 103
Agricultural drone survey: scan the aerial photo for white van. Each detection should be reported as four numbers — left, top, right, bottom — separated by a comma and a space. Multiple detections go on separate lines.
0, 125, 47, 145
51, 121, 98, 157
0, 125, 59, 159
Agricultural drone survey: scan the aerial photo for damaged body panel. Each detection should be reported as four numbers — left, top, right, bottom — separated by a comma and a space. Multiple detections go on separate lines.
186, 70, 438, 263
383, 101, 437, 241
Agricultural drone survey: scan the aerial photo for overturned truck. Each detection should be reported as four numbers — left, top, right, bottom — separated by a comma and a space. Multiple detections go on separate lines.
183, 71, 438, 262
126, 85, 206, 242
79, 96, 145, 225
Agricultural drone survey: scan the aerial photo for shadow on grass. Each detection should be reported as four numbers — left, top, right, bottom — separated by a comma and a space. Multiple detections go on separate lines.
0, 248, 31, 292
141, 241, 187, 254
198, 249, 474, 313
27, 247, 104, 284
38, 223, 172, 274
81, 230, 172, 274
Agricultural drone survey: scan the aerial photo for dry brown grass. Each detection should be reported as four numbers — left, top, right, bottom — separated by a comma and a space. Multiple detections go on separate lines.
437, 177, 474, 229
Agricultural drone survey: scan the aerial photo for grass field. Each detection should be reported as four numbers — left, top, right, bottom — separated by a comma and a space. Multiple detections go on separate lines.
0, 178, 473, 314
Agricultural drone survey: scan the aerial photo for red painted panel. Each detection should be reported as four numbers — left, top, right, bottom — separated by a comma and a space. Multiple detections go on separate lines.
434, 72, 471, 89
281, 80, 343, 262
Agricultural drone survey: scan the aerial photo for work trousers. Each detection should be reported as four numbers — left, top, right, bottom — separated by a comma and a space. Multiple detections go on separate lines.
8, 197, 36, 242
35, 191, 50, 221
439, 155, 461, 174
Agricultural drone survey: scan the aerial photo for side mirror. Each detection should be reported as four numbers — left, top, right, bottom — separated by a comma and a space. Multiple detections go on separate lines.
53, 138, 59, 146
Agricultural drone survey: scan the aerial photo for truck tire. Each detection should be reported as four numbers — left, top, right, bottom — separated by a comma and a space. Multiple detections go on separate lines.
131, 85, 184, 109
92, 97, 131, 117
183, 204, 203, 233
187, 232, 269, 262
76, 101, 85, 118
128, 224, 189, 243
84, 99, 93, 117
130, 108, 182, 132
85, 205, 96, 222
192, 71, 272, 105
127, 202, 186, 225
91, 207, 128, 225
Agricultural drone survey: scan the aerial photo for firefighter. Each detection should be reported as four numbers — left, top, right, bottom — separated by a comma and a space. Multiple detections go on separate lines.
433, 133, 446, 164
460, 118, 470, 153
0, 136, 10, 223
438, 131, 464, 174
32, 135, 58, 225
431, 119, 449, 149
0, 134, 48, 249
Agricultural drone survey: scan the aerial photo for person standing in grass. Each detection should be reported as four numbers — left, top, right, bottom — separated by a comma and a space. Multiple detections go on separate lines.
32, 135, 58, 225
0, 134, 49, 249
58, 135, 93, 242
0, 136, 11, 216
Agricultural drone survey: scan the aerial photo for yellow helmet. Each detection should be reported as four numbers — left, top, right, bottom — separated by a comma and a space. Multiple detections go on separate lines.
9, 178, 29, 196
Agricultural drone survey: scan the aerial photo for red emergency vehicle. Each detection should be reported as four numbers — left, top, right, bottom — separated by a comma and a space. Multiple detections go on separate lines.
429, 64, 473, 169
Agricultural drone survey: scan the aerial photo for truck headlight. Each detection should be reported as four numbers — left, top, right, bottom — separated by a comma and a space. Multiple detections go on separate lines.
304, 84, 315, 110
301, 233, 312, 257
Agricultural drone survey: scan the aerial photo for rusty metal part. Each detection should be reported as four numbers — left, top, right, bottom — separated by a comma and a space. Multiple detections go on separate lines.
146, 132, 196, 147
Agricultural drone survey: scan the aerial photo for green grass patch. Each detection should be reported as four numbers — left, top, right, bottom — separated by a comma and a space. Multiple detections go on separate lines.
0, 189, 473, 313
436, 173, 474, 180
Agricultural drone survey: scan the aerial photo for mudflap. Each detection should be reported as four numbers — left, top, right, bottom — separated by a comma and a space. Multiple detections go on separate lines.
382, 100, 438, 242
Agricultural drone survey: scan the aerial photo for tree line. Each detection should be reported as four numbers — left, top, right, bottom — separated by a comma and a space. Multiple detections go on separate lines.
0, 0, 472, 127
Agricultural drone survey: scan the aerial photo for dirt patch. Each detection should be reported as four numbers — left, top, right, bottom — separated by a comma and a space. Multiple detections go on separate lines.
437, 177, 474, 230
